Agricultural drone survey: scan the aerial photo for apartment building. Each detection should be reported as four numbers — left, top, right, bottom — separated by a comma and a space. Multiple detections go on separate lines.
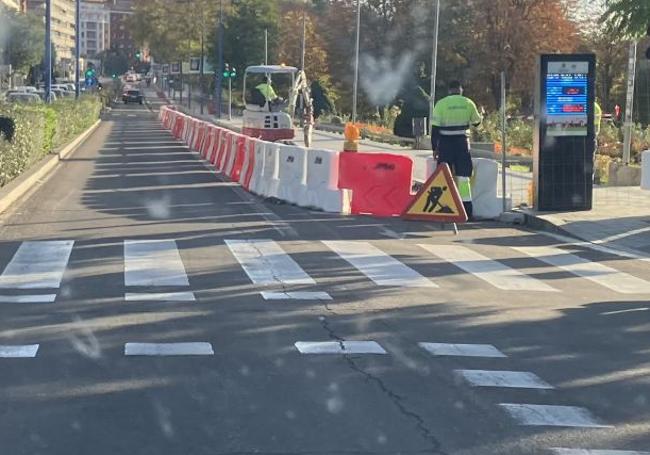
25, 0, 76, 63
80, 0, 110, 58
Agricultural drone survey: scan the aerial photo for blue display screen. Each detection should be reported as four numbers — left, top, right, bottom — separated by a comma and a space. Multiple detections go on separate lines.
545, 65, 588, 136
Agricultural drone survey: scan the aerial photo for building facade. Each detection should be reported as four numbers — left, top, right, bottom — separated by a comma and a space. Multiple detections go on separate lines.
109, 0, 134, 56
0, 0, 23, 11
80, 0, 110, 58
25, 0, 76, 63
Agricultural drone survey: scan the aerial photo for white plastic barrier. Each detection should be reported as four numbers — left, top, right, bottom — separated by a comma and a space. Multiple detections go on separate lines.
248, 141, 267, 195
300, 149, 344, 212
276, 145, 308, 205
258, 142, 280, 198
425, 157, 506, 219
642, 150, 650, 190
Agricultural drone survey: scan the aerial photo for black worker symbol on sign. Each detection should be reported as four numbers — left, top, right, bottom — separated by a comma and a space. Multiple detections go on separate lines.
423, 186, 454, 214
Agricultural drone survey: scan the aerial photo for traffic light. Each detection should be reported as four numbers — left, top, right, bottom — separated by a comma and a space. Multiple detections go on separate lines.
112, 73, 117, 79
223, 63, 236, 79
135, 50, 141, 61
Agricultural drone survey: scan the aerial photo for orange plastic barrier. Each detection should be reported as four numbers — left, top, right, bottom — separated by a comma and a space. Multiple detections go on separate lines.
338, 152, 414, 217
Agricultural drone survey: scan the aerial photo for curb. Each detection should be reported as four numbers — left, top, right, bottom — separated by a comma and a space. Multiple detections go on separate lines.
0, 119, 101, 215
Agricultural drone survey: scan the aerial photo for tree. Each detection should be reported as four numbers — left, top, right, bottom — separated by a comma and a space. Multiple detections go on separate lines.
101, 50, 129, 77
277, 6, 330, 83
463, 0, 579, 110
0, 7, 44, 75
603, 0, 650, 37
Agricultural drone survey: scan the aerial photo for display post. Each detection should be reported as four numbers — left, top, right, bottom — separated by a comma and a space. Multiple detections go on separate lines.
533, 54, 596, 211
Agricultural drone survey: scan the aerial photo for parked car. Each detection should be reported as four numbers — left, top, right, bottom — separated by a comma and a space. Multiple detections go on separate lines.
34, 90, 58, 102
122, 89, 143, 104
12, 86, 38, 93
7, 92, 43, 104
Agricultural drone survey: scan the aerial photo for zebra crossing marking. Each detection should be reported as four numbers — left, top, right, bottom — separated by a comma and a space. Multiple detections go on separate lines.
551, 450, 650, 455
455, 370, 554, 389
124, 342, 214, 356
124, 240, 190, 287
225, 239, 315, 285
323, 241, 436, 287
0, 294, 57, 303
419, 343, 507, 358
261, 291, 332, 301
419, 244, 557, 292
499, 403, 611, 428
515, 246, 650, 294
0, 241, 74, 289
125, 292, 195, 302
295, 341, 387, 355
0, 344, 39, 358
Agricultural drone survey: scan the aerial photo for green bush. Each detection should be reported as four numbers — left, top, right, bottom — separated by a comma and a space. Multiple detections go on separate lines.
0, 95, 101, 187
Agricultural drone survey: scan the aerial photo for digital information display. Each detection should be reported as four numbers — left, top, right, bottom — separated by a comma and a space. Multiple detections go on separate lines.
545, 61, 589, 137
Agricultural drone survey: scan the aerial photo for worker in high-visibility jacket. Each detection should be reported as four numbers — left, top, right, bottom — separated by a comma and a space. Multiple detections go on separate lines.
256, 81, 278, 103
431, 80, 483, 219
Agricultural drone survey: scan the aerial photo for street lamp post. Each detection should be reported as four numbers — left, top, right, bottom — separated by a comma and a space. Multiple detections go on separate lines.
215, 0, 224, 118
45, 0, 52, 103
429, 0, 440, 128
352, 0, 361, 123
75, 0, 80, 99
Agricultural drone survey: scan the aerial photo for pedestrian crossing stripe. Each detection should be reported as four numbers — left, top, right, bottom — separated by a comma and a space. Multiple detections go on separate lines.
402, 163, 467, 222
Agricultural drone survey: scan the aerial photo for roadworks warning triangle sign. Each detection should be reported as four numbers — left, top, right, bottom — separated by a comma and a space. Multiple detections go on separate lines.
402, 163, 468, 222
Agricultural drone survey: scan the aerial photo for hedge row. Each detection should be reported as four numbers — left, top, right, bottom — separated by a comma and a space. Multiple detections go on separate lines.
0, 95, 102, 187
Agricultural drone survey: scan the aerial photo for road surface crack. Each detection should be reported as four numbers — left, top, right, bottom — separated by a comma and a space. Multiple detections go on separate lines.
318, 313, 448, 455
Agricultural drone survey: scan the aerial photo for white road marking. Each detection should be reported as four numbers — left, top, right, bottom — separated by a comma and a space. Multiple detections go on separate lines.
0, 294, 57, 303
515, 246, 650, 294
419, 342, 507, 358
499, 404, 611, 428
225, 240, 315, 285
125, 292, 196, 302
105, 141, 184, 145
600, 307, 649, 316
124, 342, 214, 356
324, 241, 436, 287
124, 240, 190, 287
552, 449, 650, 455
419, 244, 557, 292
295, 341, 387, 354
0, 344, 39, 358
455, 370, 554, 389
0, 241, 74, 289
261, 291, 332, 300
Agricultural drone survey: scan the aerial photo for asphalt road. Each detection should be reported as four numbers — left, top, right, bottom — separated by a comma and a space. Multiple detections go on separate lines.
0, 101, 648, 455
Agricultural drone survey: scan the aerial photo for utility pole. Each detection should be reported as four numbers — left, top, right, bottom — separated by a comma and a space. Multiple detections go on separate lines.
45, 0, 52, 103
301, 4, 306, 70
352, 0, 361, 123
623, 41, 637, 165
75, 0, 80, 99
264, 29, 268, 65
215, 0, 224, 118
429, 0, 440, 128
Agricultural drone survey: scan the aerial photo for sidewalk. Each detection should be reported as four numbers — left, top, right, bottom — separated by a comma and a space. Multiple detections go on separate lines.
525, 187, 650, 256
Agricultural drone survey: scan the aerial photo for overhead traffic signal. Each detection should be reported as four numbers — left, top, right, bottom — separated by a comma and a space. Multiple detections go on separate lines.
135, 50, 142, 61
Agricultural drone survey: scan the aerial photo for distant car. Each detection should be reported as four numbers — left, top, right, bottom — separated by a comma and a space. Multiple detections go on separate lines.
7, 92, 43, 104
34, 90, 58, 102
135, 73, 142, 81
125, 74, 136, 83
12, 86, 38, 93
122, 89, 143, 104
